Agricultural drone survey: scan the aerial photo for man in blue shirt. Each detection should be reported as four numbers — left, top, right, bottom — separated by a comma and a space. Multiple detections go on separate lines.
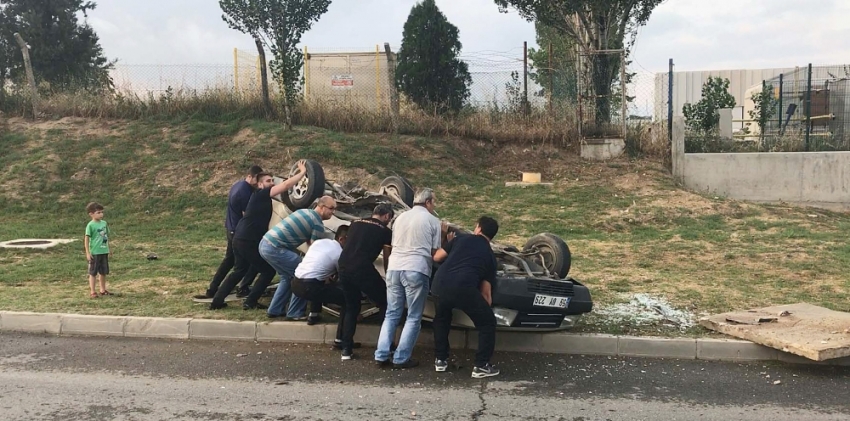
195, 165, 263, 300
431, 216, 500, 379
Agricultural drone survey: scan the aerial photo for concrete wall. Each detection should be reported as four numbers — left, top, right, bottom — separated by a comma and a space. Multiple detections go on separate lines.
671, 116, 850, 209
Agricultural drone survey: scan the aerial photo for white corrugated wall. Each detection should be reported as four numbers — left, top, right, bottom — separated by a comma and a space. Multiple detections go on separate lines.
654, 67, 797, 121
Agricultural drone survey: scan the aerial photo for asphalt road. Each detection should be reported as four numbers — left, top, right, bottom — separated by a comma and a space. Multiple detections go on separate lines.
1, 332, 849, 420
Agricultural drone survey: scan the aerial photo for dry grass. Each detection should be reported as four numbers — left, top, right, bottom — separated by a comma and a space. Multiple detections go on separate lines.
3, 88, 664, 157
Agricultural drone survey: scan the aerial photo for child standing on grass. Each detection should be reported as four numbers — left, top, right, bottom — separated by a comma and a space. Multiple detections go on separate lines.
85, 202, 112, 298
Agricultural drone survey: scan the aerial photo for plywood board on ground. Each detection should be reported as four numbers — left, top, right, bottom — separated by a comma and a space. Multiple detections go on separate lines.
700, 303, 850, 361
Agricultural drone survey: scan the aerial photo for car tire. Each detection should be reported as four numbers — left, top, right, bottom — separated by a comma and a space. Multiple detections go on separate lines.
523, 233, 571, 278
380, 175, 414, 207
282, 159, 326, 210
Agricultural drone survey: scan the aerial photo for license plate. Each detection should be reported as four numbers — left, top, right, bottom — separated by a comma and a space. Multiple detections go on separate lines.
533, 294, 570, 309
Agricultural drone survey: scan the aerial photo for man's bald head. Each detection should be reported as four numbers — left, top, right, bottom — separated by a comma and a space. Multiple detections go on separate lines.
316, 195, 337, 220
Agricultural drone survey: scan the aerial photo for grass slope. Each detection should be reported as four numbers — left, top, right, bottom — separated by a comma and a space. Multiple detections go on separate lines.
1, 116, 848, 335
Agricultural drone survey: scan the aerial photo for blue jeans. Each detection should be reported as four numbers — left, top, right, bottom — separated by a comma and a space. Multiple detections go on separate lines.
375, 270, 430, 364
259, 238, 306, 318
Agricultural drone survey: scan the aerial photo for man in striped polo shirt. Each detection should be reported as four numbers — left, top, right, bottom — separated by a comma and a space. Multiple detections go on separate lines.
260, 195, 337, 319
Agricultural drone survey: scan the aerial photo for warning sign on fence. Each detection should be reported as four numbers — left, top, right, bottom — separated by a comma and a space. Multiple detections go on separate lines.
331, 74, 354, 89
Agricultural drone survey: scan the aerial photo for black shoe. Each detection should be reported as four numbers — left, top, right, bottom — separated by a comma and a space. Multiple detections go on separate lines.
307, 315, 322, 325
332, 340, 361, 350
435, 359, 448, 372
393, 359, 419, 369
376, 359, 392, 368
341, 349, 353, 361
193, 293, 212, 300
243, 302, 268, 310
283, 316, 307, 321
209, 302, 228, 310
471, 363, 500, 378
236, 288, 251, 298
267, 313, 283, 319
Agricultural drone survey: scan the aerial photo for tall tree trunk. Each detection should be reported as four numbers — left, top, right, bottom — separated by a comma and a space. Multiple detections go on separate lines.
282, 93, 293, 130
253, 36, 273, 117
592, 54, 613, 125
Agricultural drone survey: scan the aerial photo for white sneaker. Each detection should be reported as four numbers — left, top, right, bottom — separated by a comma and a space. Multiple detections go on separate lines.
471, 363, 500, 378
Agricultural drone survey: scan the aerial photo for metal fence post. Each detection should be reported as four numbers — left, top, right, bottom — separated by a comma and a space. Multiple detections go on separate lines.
805, 63, 812, 151
667, 58, 674, 147
233, 48, 239, 92
778, 73, 783, 130
523, 41, 528, 116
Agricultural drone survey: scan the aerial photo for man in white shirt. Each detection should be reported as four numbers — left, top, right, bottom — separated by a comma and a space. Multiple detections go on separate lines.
290, 226, 348, 348
375, 188, 447, 369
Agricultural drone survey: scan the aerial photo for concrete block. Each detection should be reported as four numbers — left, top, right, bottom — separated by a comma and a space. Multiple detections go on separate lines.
581, 138, 625, 161
61, 315, 127, 336
468, 331, 542, 353
124, 317, 190, 339
540, 333, 619, 356
189, 319, 256, 341
352, 324, 383, 346
618, 336, 696, 359
697, 338, 778, 361
0, 311, 61, 334
256, 321, 325, 343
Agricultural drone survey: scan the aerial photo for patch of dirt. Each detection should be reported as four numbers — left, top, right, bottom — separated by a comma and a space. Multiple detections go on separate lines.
8, 117, 125, 138
232, 128, 260, 146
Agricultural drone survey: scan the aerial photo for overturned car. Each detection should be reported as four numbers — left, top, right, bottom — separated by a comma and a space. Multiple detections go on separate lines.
270, 160, 593, 331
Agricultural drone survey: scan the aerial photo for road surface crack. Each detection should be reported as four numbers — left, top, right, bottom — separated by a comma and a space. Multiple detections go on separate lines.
471, 382, 488, 420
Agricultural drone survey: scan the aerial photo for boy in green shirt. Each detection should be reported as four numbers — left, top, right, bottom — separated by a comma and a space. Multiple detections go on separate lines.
85, 202, 113, 298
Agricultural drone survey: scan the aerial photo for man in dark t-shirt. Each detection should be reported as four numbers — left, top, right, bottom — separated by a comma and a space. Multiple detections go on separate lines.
431, 216, 500, 379
336, 204, 394, 360
210, 160, 308, 310
196, 165, 263, 300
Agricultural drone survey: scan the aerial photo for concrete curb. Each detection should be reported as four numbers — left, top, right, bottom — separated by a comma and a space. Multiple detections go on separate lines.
1, 311, 848, 365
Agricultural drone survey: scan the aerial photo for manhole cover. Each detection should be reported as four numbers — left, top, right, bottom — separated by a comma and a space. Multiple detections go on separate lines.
7, 240, 52, 246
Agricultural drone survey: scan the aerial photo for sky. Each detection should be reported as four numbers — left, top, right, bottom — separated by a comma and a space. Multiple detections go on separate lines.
87, 0, 850, 72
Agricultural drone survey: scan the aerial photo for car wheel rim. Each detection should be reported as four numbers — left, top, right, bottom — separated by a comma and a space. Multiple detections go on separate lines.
386, 185, 400, 197
534, 245, 556, 274
289, 166, 309, 199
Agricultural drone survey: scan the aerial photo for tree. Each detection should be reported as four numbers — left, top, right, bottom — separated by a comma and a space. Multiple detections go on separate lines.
748, 83, 778, 142
527, 22, 577, 102
683, 77, 736, 133
396, 0, 471, 114
0, 0, 112, 91
495, 0, 663, 125
219, 0, 331, 129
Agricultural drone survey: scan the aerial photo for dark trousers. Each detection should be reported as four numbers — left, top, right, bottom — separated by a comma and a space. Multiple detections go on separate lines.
212, 238, 275, 307
207, 231, 258, 297
292, 278, 345, 341
433, 287, 496, 367
339, 268, 388, 352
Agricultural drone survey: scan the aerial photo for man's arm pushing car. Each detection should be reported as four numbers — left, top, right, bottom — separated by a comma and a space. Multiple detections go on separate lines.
269, 160, 308, 198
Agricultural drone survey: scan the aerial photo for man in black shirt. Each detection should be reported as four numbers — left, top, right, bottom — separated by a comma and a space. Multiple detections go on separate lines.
210, 160, 308, 310
431, 216, 500, 378
195, 165, 262, 300
336, 204, 394, 361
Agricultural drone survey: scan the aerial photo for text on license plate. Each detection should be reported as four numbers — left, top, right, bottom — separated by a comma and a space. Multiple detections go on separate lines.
533, 294, 570, 308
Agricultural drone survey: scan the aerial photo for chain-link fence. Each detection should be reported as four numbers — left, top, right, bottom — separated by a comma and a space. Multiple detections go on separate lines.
761, 64, 850, 151
100, 45, 663, 149
109, 45, 657, 112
